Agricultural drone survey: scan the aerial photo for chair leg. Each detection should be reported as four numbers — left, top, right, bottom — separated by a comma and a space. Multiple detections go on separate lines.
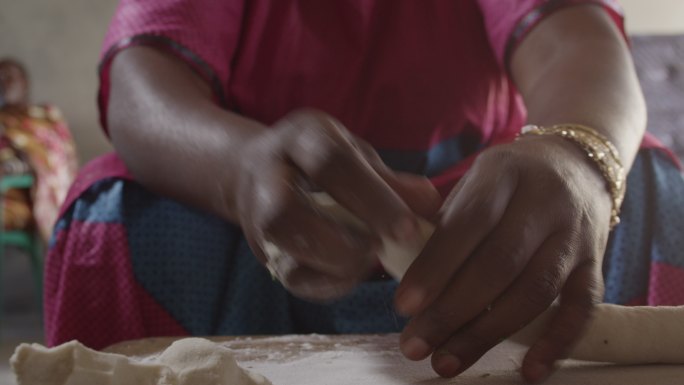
29, 237, 43, 318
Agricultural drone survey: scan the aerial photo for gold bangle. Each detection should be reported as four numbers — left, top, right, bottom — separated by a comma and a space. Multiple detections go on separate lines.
518, 124, 626, 229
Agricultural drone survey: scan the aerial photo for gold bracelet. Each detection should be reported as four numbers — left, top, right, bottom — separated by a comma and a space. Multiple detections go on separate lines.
518, 124, 626, 229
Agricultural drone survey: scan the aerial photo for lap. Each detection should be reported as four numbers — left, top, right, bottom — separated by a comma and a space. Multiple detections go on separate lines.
45, 149, 684, 348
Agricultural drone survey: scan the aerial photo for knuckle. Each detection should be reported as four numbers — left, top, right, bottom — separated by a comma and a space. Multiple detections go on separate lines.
301, 130, 355, 181
314, 140, 348, 171
428, 301, 461, 325
524, 272, 562, 309
483, 242, 528, 275
284, 108, 332, 130
460, 327, 496, 349
258, 189, 300, 235
457, 196, 497, 227
477, 145, 516, 167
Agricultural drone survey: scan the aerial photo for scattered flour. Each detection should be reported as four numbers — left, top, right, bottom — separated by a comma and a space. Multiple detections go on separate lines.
10, 338, 271, 385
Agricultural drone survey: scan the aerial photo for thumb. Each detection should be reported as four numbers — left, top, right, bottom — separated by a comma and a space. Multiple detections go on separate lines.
384, 172, 442, 220
353, 137, 441, 219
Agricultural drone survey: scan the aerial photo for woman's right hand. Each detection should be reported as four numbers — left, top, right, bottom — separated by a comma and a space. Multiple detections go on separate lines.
236, 109, 441, 301
108, 50, 439, 282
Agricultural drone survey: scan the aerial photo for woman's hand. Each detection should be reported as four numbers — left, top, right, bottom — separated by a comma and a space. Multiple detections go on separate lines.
236, 109, 441, 301
394, 135, 612, 382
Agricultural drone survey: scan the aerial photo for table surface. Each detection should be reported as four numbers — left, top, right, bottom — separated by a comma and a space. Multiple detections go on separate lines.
105, 334, 684, 385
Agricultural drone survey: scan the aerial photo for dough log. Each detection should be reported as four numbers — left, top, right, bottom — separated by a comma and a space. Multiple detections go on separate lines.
304, 193, 684, 365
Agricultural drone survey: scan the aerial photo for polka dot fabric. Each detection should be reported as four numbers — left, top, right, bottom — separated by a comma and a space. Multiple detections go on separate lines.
45, 149, 684, 349
602, 150, 684, 305
648, 262, 684, 305
44, 220, 186, 349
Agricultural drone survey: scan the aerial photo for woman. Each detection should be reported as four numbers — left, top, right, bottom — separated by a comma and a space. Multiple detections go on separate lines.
0, 59, 78, 241
45, 0, 684, 382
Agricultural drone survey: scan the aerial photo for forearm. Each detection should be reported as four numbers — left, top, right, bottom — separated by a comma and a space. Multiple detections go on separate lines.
108, 46, 266, 220
511, 5, 646, 170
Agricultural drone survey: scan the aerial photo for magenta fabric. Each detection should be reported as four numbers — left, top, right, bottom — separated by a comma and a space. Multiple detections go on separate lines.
45, 221, 187, 349
100, 0, 244, 84
477, 0, 624, 67
647, 262, 684, 305
95, 0, 674, 196
98, 0, 246, 129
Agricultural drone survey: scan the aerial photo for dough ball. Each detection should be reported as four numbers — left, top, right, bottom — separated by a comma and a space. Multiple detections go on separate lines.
158, 338, 271, 385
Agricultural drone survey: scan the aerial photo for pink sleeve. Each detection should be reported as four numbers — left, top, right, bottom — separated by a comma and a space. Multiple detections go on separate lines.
98, 0, 246, 133
476, 0, 625, 69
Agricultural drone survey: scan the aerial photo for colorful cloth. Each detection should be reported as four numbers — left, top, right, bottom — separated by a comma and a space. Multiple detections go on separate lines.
44, 0, 684, 349
0, 136, 32, 229
0, 105, 78, 239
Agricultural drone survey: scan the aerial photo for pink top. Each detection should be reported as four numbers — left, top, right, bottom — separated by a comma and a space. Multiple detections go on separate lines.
86, 0, 668, 204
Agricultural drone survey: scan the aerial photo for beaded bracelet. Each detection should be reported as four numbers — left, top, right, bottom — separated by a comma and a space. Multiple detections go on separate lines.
518, 124, 626, 229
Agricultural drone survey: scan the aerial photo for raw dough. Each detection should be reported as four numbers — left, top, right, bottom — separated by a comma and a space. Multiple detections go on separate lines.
159, 338, 271, 385
306, 193, 434, 280
10, 338, 272, 385
306, 193, 684, 365
510, 302, 684, 364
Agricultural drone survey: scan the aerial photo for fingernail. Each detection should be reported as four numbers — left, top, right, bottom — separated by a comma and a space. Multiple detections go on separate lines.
392, 217, 418, 242
396, 287, 425, 315
401, 337, 430, 359
434, 353, 461, 377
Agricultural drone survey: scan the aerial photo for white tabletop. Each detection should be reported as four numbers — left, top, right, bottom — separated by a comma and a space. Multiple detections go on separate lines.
105, 334, 684, 385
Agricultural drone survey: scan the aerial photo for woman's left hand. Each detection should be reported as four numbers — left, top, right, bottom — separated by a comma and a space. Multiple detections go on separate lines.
394, 135, 613, 383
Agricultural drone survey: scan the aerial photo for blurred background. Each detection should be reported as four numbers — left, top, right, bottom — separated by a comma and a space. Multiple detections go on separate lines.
0, 0, 683, 382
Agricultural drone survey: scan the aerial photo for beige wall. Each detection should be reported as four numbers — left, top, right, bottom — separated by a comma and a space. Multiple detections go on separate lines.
621, 0, 684, 34
0, 0, 683, 163
0, 0, 117, 163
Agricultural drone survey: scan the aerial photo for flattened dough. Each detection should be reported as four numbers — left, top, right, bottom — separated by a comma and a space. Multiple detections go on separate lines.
10, 338, 272, 385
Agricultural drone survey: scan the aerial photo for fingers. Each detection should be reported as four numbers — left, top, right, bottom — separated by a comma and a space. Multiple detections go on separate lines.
398, 199, 549, 361
521, 262, 601, 383
426, 234, 575, 378
249, 161, 378, 280
279, 110, 422, 243
354, 139, 442, 219
388, 138, 609, 381
385, 172, 442, 220
245, 109, 442, 302
269, 261, 361, 301
395, 159, 518, 316
264, 197, 378, 279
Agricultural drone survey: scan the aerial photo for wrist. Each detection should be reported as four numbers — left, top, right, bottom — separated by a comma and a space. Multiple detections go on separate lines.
518, 124, 625, 229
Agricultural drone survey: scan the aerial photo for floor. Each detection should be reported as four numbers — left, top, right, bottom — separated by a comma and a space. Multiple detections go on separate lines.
1, 248, 44, 385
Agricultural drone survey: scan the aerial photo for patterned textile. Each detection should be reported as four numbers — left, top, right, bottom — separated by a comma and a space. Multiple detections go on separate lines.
45, 149, 684, 350
0, 105, 78, 239
0, 136, 32, 229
